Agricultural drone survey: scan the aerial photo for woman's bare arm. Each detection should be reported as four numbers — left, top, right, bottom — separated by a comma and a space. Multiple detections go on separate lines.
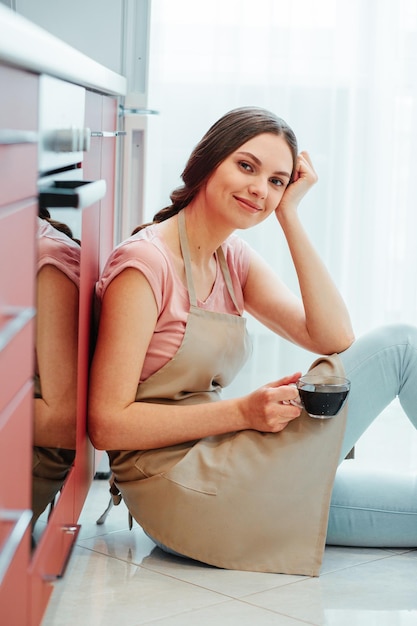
88, 268, 302, 451
35, 264, 78, 448
244, 152, 354, 355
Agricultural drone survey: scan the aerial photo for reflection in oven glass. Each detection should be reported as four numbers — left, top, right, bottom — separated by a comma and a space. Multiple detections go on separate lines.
32, 210, 80, 543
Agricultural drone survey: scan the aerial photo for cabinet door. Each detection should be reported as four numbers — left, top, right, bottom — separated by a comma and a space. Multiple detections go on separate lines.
83, 91, 119, 476
84, 90, 119, 267
99, 95, 118, 264
0, 65, 38, 626
0, 384, 33, 510
0, 200, 36, 308
0, 65, 38, 207
84, 90, 102, 180
0, 384, 33, 626
0, 203, 36, 626
0, 503, 31, 626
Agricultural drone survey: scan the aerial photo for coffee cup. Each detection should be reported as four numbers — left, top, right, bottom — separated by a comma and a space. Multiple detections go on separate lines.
295, 374, 350, 419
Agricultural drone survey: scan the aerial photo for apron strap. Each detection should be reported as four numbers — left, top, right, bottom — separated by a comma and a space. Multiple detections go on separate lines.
178, 209, 198, 306
178, 209, 242, 314
96, 474, 134, 531
216, 246, 242, 315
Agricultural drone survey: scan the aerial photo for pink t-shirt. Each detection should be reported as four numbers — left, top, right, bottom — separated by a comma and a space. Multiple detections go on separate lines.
37, 218, 80, 288
96, 224, 252, 381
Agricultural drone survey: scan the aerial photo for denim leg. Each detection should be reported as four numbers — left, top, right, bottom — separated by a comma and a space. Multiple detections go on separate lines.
327, 323, 417, 547
337, 323, 417, 463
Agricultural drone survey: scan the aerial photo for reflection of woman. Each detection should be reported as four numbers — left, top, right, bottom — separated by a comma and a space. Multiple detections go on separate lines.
89, 107, 417, 575
32, 213, 80, 528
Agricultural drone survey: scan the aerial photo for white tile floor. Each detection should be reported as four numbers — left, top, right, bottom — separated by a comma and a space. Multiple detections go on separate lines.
40, 401, 417, 626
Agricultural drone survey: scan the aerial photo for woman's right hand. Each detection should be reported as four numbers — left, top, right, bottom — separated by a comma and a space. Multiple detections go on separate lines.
275, 151, 318, 220
237, 373, 303, 433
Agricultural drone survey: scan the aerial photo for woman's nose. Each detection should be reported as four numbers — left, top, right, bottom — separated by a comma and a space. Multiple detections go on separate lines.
249, 177, 268, 199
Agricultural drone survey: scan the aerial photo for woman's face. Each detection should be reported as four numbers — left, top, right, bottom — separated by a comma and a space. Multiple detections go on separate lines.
202, 132, 294, 228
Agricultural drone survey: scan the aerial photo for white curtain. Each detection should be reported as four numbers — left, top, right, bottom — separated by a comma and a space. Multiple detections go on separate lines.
146, 0, 417, 402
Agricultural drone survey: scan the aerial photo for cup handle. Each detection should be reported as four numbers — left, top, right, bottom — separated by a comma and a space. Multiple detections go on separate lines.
281, 398, 303, 408
280, 383, 302, 408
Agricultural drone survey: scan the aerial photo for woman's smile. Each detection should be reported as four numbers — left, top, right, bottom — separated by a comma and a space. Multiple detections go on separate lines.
233, 195, 263, 212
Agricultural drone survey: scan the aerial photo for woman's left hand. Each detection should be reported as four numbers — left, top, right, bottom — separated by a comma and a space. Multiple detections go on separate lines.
276, 151, 318, 217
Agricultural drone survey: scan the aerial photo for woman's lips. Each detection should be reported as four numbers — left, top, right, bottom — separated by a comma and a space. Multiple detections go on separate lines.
234, 196, 262, 212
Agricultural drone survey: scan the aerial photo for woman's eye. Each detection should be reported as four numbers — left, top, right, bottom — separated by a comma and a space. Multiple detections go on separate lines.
239, 161, 253, 172
270, 177, 283, 187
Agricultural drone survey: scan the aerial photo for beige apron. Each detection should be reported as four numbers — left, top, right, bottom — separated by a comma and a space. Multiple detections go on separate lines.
32, 374, 75, 527
109, 210, 348, 575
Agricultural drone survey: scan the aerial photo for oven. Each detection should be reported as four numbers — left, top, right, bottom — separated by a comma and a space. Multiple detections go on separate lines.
37, 74, 106, 234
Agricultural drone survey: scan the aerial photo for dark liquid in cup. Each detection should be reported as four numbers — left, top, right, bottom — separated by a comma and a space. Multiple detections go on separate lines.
299, 388, 348, 417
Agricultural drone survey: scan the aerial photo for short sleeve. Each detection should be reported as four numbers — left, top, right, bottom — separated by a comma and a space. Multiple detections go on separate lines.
96, 237, 171, 314
223, 234, 252, 288
37, 231, 81, 288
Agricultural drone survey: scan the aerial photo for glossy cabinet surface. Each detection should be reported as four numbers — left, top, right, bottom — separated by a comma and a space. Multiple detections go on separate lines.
0, 65, 38, 206
84, 90, 118, 264
0, 62, 120, 625
30, 90, 119, 626
0, 64, 37, 626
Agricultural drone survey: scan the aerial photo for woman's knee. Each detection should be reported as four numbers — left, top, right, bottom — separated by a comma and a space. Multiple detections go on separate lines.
383, 323, 417, 347
338, 323, 417, 372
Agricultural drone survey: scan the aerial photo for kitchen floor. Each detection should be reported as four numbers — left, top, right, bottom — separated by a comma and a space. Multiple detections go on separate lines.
40, 401, 417, 626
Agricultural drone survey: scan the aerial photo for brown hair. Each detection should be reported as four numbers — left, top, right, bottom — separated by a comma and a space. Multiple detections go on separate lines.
38, 206, 81, 246
132, 106, 298, 235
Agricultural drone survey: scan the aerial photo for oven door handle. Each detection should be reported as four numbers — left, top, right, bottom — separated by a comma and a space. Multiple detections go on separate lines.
0, 129, 38, 145
38, 179, 107, 210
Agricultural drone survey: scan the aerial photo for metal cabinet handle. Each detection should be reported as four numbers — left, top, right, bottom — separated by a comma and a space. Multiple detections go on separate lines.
42, 524, 81, 581
0, 306, 35, 353
90, 130, 127, 138
0, 509, 32, 585
119, 107, 159, 116
0, 130, 38, 145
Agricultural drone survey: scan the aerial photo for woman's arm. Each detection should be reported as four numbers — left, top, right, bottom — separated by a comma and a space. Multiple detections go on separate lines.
88, 268, 303, 451
35, 264, 78, 448
244, 152, 354, 355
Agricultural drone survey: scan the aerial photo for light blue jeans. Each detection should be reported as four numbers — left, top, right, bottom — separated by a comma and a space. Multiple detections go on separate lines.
327, 323, 417, 547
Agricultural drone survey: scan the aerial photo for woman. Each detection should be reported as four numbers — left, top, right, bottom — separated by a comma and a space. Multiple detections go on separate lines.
89, 107, 417, 575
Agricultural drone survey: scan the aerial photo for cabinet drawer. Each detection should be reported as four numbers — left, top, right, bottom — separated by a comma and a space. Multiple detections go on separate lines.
0, 201, 37, 308
0, 383, 33, 510
0, 308, 34, 416
0, 143, 37, 208
0, 65, 38, 207
0, 508, 30, 626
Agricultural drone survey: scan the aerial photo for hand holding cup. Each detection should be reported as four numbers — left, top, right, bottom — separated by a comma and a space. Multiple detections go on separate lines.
293, 375, 350, 419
